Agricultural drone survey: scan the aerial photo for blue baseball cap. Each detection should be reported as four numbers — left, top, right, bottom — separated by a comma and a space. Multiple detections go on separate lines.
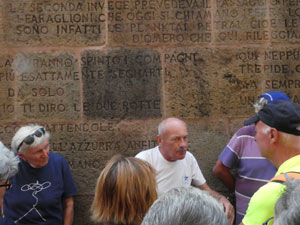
259, 91, 291, 103
244, 100, 300, 136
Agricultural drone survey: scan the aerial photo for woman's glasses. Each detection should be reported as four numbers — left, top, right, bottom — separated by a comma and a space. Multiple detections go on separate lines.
0, 179, 12, 190
16, 128, 45, 152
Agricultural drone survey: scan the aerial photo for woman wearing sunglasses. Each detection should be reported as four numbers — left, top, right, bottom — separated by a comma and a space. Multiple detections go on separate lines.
0, 142, 19, 216
1, 124, 77, 225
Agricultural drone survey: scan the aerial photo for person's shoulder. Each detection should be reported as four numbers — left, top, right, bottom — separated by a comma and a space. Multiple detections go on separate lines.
135, 146, 159, 163
185, 151, 197, 160
251, 181, 284, 203
49, 152, 67, 163
235, 125, 255, 137
136, 146, 157, 157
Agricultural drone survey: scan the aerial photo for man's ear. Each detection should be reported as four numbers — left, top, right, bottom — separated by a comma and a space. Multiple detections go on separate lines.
270, 128, 279, 144
17, 153, 27, 161
157, 135, 162, 145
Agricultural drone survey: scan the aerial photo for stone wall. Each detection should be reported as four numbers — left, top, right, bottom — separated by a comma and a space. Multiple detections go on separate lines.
1, 0, 300, 224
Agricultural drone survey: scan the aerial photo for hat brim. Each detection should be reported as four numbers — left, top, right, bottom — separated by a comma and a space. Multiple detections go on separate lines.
244, 115, 260, 126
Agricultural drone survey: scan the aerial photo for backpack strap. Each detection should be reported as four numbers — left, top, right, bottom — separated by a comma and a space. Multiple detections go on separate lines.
270, 172, 300, 184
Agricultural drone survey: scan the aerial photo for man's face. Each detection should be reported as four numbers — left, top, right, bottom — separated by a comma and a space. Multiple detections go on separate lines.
255, 121, 271, 158
158, 120, 188, 161
19, 139, 50, 168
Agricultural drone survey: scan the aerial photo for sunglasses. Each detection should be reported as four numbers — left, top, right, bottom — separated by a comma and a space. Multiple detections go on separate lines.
263, 216, 274, 225
0, 179, 12, 190
16, 128, 45, 152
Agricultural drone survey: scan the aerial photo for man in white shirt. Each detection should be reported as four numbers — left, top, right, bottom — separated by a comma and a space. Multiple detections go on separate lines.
136, 117, 234, 224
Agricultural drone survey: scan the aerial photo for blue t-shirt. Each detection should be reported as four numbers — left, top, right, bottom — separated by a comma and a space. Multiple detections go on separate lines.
1, 152, 77, 225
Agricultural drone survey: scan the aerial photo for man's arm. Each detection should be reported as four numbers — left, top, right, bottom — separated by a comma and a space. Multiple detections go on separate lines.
213, 160, 235, 191
63, 197, 74, 225
198, 183, 235, 225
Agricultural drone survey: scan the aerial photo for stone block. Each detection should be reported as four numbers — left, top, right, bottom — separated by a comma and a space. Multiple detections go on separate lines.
0, 2, 5, 46
186, 119, 229, 190
2, 0, 105, 47
12, 52, 80, 122
81, 49, 162, 120
73, 195, 97, 225
163, 48, 217, 118
163, 47, 263, 118
211, 47, 262, 117
108, 0, 212, 46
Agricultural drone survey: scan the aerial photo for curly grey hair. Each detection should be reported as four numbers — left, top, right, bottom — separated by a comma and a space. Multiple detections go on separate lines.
274, 179, 300, 225
141, 186, 230, 225
0, 141, 19, 180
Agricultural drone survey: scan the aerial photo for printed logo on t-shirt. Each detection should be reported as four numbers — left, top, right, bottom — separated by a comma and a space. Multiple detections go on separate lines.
183, 175, 189, 184
15, 180, 51, 224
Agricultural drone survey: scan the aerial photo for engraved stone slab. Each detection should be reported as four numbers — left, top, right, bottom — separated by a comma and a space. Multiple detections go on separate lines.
212, 48, 262, 117
269, 3, 300, 43
12, 52, 80, 121
163, 47, 268, 118
0, 2, 5, 46
187, 119, 229, 190
0, 124, 21, 148
0, 54, 15, 121
46, 120, 158, 194
163, 48, 217, 118
81, 49, 162, 120
262, 47, 300, 103
108, 0, 212, 46
74, 195, 97, 225
214, 1, 268, 44
2, 0, 105, 46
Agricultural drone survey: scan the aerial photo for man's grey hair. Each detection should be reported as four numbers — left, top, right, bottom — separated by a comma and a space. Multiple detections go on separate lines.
0, 141, 19, 180
158, 117, 186, 136
11, 124, 50, 154
253, 97, 269, 113
141, 186, 230, 225
274, 179, 300, 225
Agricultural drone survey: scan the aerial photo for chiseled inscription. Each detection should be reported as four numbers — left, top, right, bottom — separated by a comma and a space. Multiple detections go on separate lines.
108, 0, 212, 45
81, 49, 162, 119
52, 139, 157, 153
62, 139, 157, 169
0, 57, 15, 118
12, 53, 80, 119
237, 49, 300, 75
269, 3, 300, 41
214, 0, 268, 42
4, 1, 105, 45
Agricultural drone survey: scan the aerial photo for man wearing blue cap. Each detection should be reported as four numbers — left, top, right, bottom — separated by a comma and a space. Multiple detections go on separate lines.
240, 100, 300, 225
213, 91, 291, 224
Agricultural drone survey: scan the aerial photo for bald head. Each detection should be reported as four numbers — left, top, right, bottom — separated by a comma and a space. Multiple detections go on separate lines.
158, 118, 187, 137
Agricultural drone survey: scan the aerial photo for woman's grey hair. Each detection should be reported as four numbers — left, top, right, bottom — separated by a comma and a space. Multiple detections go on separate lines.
274, 179, 300, 225
141, 186, 230, 225
11, 124, 50, 154
0, 141, 19, 180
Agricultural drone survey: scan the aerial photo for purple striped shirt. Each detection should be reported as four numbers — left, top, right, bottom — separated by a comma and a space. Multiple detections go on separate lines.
219, 125, 277, 225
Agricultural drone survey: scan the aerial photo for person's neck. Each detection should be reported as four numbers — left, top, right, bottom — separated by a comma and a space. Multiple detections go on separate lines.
272, 147, 300, 168
158, 146, 176, 162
